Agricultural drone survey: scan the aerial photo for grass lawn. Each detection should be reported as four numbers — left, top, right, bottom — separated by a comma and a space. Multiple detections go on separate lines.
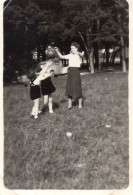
4, 72, 129, 189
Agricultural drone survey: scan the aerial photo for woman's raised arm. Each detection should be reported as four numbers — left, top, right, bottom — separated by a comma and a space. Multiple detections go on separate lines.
54, 47, 65, 59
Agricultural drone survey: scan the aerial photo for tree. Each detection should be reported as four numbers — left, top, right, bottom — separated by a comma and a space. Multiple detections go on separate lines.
4, 0, 128, 78
113, 0, 129, 72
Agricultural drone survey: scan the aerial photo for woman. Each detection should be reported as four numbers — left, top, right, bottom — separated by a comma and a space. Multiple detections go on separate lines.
55, 42, 84, 109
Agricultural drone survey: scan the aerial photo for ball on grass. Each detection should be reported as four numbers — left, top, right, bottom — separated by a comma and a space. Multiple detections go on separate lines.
105, 125, 111, 128
66, 132, 72, 137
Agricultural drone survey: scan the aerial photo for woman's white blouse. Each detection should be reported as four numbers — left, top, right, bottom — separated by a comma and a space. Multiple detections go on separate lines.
63, 54, 82, 67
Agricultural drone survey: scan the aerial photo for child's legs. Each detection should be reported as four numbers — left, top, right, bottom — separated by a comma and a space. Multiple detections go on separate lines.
78, 97, 83, 108
38, 95, 48, 112
43, 95, 49, 105
68, 96, 72, 108
48, 94, 53, 112
32, 98, 39, 116
30, 85, 41, 114
39, 95, 49, 112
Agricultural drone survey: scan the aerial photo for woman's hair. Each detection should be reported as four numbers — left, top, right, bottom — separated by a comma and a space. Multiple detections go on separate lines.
71, 42, 80, 50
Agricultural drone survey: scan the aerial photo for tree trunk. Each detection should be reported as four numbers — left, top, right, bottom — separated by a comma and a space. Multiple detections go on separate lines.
96, 14, 100, 70
86, 26, 95, 73
89, 48, 94, 73
78, 31, 89, 68
116, 11, 127, 72
98, 49, 103, 70
110, 48, 120, 65
94, 43, 99, 69
120, 36, 127, 72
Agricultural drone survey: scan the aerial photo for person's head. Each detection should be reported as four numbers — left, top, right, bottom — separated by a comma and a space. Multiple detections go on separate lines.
70, 42, 80, 54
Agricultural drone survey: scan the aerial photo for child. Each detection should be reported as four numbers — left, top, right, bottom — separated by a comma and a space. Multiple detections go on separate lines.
28, 63, 52, 119
37, 45, 57, 114
28, 66, 41, 119
40, 70, 56, 114
55, 42, 84, 109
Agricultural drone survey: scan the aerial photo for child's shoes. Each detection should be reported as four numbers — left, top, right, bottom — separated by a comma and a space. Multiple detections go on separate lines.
30, 113, 38, 119
30, 113, 35, 118
38, 110, 42, 115
31, 112, 35, 116
34, 115, 38, 119
49, 110, 54, 114
79, 105, 83, 109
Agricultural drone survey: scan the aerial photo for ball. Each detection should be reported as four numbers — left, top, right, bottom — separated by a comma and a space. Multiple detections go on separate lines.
45, 48, 56, 59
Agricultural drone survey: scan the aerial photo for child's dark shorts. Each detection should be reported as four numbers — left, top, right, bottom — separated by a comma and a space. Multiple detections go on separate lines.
30, 84, 41, 100
41, 77, 56, 95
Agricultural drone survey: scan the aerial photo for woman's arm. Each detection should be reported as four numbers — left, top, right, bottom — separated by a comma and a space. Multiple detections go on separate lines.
54, 47, 66, 59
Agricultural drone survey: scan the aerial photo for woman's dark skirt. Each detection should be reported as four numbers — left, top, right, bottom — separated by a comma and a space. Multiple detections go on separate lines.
66, 67, 82, 98
41, 77, 56, 96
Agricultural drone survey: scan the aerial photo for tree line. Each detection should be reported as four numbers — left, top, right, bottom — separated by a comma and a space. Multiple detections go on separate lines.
4, 0, 128, 79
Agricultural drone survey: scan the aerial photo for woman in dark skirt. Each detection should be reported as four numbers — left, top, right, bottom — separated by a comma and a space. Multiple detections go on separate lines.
55, 42, 84, 109
66, 67, 82, 98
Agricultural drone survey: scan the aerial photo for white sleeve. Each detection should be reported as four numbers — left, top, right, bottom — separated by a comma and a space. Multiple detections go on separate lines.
33, 77, 41, 85
33, 73, 51, 85
62, 54, 70, 60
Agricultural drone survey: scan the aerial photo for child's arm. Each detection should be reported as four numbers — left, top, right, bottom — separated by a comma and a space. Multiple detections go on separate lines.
40, 72, 51, 80
33, 74, 41, 85
33, 72, 52, 85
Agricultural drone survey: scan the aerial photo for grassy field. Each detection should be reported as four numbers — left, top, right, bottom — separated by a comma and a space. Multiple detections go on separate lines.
4, 72, 128, 189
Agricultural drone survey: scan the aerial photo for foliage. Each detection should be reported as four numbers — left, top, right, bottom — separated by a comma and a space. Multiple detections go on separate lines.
4, 0, 129, 75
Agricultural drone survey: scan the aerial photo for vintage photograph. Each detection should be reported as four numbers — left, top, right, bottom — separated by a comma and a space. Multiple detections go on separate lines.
3, 0, 129, 190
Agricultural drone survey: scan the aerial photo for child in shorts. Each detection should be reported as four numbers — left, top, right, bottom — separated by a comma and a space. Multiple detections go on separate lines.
40, 74, 56, 114
28, 67, 41, 119
28, 63, 52, 119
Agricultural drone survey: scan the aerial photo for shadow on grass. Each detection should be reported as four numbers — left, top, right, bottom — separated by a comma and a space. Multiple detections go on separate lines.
53, 102, 59, 110
60, 99, 67, 104
72, 96, 86, 107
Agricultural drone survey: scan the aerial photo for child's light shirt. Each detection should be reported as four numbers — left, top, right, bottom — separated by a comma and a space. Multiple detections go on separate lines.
63, 54, 82, 67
